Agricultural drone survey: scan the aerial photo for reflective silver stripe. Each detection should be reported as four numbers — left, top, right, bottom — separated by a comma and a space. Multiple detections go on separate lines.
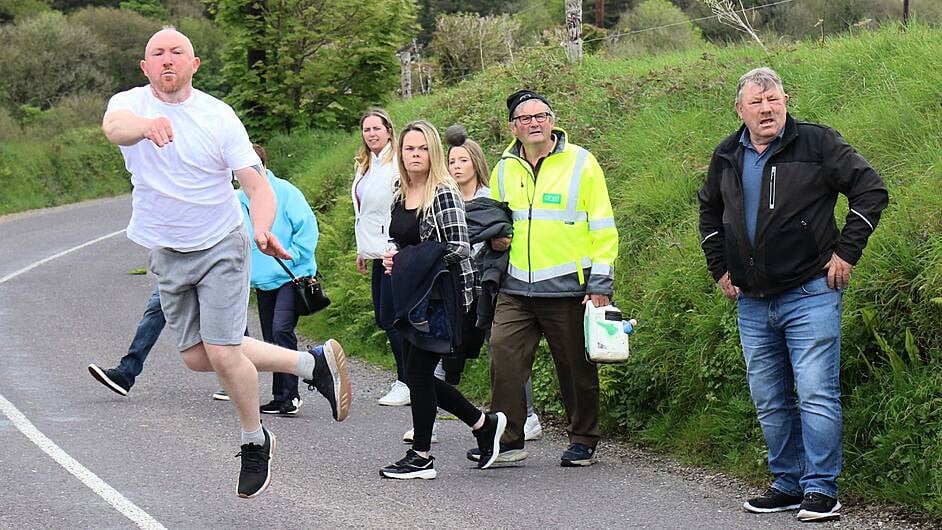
588, 217, 615, 230
497, 160, 506, 201
700, 230, 719, 246
850, 208, 875, 232
590, 263, 613, 277
510, 257, 592, 283
565, 148, 589, 221
512, 209, 588, 222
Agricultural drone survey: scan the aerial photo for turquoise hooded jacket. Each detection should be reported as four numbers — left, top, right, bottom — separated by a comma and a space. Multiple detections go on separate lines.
238, 169, 318, 291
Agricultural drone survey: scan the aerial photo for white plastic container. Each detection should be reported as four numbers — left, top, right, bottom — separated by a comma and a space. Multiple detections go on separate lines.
584, 300, 636, 363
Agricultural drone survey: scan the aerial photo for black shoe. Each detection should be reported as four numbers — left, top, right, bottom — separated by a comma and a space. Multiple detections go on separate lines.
87, 364, 131, 396
466, 442, 528, 464
259, 398, 302, 416
560, 443, 598, 467
743, 487, 804, 513
470, 412, 507, 469
380, 449, 437, 480
236, 427, 276, 498
303, 340, 351, 422
212, 389, 230, 401
797, 492, 841, 522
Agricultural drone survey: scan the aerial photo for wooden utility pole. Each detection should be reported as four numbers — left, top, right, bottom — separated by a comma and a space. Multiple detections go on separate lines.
903, 0, 910, 26
595, 0, 605, 28
398, 42, 414, 99
564, 0, 583, 62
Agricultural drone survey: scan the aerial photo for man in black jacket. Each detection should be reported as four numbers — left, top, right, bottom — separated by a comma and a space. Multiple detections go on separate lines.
698, 67, 888, 522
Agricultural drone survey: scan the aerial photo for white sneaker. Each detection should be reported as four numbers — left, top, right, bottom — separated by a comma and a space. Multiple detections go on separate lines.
402, 422, 438, 444
524, 413, 543, 441
378, 380, 410, 406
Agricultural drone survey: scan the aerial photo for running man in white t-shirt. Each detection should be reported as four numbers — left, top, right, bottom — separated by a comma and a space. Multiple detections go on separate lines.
101, 28, 352, 498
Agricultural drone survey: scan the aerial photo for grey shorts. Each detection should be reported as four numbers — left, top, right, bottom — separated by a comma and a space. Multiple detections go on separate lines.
148, 225, 250, 351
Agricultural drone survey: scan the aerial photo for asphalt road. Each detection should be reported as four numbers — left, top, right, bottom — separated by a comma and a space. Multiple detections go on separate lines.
0, 196, 862, 529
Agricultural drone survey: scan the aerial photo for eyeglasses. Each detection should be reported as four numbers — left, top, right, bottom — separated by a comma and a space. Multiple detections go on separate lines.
512, 112, 552, 125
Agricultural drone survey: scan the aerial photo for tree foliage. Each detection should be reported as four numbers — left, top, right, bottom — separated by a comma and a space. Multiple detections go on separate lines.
212, 0, 417, 135
431, 12, 520, 85
69, 7, 162, 92
0, 11, 113, 110
609, 0, 703, 56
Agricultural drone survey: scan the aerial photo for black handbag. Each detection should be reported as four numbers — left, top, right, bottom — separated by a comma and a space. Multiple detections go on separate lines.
273, 257, 331, 316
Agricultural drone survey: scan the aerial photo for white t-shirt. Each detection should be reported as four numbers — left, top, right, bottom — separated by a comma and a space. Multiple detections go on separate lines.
106, 86, 261, 251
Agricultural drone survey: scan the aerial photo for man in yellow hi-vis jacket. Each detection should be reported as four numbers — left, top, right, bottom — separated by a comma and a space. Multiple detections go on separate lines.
467, 89, 618, 467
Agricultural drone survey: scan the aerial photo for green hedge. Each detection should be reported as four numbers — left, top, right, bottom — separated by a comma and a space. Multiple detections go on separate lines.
286, 25, 942, 514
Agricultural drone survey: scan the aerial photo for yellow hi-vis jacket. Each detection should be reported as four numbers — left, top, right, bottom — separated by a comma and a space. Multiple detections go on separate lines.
491, 128, 618, 297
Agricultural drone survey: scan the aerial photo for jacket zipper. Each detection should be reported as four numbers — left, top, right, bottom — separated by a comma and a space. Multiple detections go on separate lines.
769, 166, 777, 210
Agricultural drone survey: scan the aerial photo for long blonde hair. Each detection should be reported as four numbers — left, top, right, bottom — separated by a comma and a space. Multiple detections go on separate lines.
444, 124, 490, 190
355, 107, 396, 176
395, 120, 458, 217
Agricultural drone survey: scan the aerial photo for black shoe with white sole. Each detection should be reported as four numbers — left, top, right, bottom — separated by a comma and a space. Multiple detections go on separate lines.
560, 443, 598, 467
303, 340, 351, 421
380, 449, 437, 480
236, 427, 275, 498
471, 412, 507, 469
259, 398, 302, 416
743, 487, 803, 513
466, 442, 528, 464
87, 364, 131, 396
797, 492, 841, 522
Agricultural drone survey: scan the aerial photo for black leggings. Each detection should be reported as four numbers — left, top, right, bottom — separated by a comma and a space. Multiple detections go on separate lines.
405, 341, 483, 452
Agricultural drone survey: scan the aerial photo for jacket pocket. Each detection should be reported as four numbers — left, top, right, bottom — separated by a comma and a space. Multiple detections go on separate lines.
722, 223, 748, 286
765, 215, 819, 280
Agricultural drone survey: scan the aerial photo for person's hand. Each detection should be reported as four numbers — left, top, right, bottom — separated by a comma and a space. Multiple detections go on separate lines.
382, 249, 398, 275
356, 255, 368, 275
582, 294, 611, 307
491, 236, 512, 252
255, 230, 292, 259
825, 253, 853, 289
143, 117, 174, 147
718, 271, 740, 300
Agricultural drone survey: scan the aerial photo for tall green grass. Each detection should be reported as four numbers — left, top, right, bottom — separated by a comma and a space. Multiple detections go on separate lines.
283, 25, 942, 514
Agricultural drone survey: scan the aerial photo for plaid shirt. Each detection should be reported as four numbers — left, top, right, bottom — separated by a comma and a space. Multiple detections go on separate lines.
417, 185, 474, 311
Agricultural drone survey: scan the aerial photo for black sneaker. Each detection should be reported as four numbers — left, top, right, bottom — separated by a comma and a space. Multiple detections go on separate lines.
87, 364, 131, 396
743, 487, 804, 513
212, 389, 230, 401
380, 449, 437, 480
560, 443, 598, 467
797, 492, 841, 522
466, 442, 528, 464
259, 398, 302, 416
236, 427, 276, 498
303, 339, 351, 422
471, 412, 507, 469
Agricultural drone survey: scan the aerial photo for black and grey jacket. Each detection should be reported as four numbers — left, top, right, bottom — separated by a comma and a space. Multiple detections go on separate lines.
698, 114, 889, 297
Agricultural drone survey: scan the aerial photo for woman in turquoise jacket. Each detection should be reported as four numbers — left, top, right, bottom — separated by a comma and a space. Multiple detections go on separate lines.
238, 144, 319, 415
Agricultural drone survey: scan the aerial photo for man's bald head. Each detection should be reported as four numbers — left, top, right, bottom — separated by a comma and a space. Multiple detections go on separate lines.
144, 28, 195, 58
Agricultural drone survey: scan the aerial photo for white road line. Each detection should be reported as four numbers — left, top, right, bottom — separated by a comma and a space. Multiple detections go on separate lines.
0, 228, 164, 528
0, 394, 167, 530
0, 229, 125, 285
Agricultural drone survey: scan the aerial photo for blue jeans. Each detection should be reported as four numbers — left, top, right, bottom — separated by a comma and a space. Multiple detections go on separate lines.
372, 259, 406, 381
737, 273, 843, 498
116, 286, 165, 385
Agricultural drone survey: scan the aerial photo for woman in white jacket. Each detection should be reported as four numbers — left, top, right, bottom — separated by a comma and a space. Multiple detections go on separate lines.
352, 108, 409, 406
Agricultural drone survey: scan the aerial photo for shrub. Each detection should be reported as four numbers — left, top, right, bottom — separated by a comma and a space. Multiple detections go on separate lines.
431, 12, 520, 85
0, 11, 113, 109
608, 0, 704, 57
70, 7, 162, 92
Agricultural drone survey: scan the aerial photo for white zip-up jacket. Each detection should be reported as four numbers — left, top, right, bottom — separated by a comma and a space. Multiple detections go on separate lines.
352, 143, 399, 259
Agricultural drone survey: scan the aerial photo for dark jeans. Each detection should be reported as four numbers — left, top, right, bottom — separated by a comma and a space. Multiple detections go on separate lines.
257, 283, 301, 402
116, 286, 165, 385
372, 259, 407, 381
405, 341, 483, 452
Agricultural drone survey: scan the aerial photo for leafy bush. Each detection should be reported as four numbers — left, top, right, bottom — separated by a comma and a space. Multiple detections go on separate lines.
0, 11, 113, 110
431, 12, 520, 85
69, 7, 162, 92
608, 0, 704, 57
